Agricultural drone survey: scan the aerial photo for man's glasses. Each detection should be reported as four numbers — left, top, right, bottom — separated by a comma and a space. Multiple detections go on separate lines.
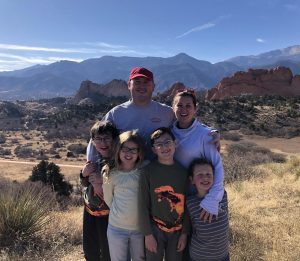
153, 139, 174, 149
121, 146, 139, 154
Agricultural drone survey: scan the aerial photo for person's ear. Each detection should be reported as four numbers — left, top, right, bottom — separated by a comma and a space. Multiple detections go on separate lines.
174, 139, 178, 147
151, 146, 157, 155
127, 80, 131, 91
189, 176, 194, 184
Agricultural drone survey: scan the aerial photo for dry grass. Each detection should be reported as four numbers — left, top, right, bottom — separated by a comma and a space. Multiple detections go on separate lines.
0, 206, 84, 261
227, 158, 300, 261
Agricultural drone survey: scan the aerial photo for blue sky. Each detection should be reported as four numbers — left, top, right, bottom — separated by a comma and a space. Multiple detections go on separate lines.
0, 0, 299, 71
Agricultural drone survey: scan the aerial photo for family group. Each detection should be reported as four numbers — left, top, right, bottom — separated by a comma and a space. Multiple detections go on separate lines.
80, 67, 229, 261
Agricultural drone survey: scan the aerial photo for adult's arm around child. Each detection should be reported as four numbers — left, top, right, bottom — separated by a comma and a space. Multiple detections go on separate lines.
201, 134, 224, 215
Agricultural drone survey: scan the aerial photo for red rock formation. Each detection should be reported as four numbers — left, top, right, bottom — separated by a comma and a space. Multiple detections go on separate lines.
73, 79, 130, 103
159, 82, 187, 100
206, 67, 300, 100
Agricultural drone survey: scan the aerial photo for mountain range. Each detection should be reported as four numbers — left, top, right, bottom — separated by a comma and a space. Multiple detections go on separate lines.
0, 45, 300, 101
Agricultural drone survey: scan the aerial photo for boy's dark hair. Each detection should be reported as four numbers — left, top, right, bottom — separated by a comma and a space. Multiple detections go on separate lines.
90, 120, 119, 139
150, 127, 175, 146
188, 157, 214, 177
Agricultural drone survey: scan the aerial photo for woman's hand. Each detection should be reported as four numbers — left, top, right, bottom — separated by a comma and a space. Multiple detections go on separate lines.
208, 130, 221, 152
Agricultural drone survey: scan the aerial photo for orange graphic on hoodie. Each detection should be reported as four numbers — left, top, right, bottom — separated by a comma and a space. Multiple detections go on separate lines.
154, 185, 185, 227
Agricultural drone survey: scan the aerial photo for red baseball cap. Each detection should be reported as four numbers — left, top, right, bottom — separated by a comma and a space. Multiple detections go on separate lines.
129, 67, 154, 81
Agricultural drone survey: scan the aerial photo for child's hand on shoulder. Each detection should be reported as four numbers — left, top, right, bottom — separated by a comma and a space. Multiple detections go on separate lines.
82, 161, 97, 177
177, 233, 187, 252
145, 234, 157, 253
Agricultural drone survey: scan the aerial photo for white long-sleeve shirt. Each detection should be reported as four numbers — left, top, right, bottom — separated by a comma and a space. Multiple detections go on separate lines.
171, 119, 224, 215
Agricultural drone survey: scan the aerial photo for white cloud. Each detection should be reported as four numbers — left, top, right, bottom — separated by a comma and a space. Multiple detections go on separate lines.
0, 43, 97, 53
256, 38, 266, 43
83, 42, 127, 49
176, 15, 231, 39
0, 41, 169, 71
0, 52, 82, 64
176, 23, 215, 39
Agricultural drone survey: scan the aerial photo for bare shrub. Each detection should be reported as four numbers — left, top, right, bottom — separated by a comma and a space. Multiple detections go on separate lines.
22, 133, 31, 140
66, 151, 76, 158
36, 154, 49, 161
226, 141, 286, 164
0, 133, 6, 144
11, 138, 19, 144
223, 153, 263, 183
222, 132, 241, 141
48, 147, 57, 155
0, 147, 11, 156
53, 154, 61, 159
52, 141, 63, 149
223, 141, 286, 183
67, 143, 86, 155
14, 146, 35, 158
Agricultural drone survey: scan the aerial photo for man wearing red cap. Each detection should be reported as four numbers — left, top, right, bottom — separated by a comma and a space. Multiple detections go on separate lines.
87, 67, 174, 161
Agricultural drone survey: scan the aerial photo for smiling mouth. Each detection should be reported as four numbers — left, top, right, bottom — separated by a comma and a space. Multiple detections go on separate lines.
124, 155, 133, 160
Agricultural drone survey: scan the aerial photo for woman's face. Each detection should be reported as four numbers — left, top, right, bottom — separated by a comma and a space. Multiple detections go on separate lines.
173, 96, 197, 128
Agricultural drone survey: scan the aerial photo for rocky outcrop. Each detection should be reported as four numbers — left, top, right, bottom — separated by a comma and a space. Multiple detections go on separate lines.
73, 79, 130, 104
159, 82, 187, 99
206, 67, 300, 100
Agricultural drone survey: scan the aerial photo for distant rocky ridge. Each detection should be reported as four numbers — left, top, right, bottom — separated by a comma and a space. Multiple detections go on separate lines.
206, 67, 300, 100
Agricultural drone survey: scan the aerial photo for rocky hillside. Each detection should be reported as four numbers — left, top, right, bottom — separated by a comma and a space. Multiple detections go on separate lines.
206, 67, 300, 100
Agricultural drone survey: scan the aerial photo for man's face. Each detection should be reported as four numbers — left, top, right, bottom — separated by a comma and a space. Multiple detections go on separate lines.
128, 76, 154, 106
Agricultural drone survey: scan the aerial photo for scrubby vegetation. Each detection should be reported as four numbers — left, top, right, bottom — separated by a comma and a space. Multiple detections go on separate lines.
197, 95, 300, 138
1, 95, 300, 139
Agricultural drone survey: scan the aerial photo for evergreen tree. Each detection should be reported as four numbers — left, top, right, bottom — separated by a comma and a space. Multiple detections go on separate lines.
29, 160, 72, 196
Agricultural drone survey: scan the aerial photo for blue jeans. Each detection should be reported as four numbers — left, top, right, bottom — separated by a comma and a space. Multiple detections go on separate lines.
107, 224, 145, 261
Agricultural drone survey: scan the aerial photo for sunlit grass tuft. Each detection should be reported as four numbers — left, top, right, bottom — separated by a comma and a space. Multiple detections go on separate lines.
0, 180, 56, 247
